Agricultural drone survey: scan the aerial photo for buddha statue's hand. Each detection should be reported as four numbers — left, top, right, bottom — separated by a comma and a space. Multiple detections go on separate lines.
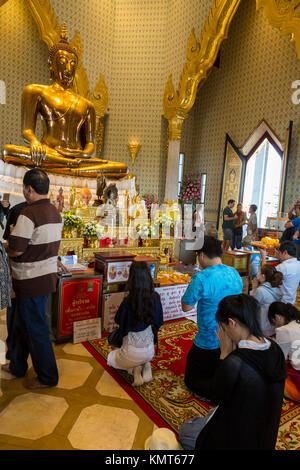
30, 143, 47, 166
55, 146, 91, 158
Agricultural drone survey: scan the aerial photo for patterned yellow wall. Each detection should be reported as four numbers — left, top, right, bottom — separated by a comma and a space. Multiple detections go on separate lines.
0, 0, 49, 148
185, 0, 300, 220
1, 0, 299, 209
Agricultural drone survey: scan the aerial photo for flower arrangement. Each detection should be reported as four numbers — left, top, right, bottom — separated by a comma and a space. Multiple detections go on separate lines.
136, 223, 150, 240
136, 222, 159, 241
178, 172, 202, 205
62, 210, 83, 228
153, 211, 174, 229
82, 221, 97, 238
142, 194, 158, 211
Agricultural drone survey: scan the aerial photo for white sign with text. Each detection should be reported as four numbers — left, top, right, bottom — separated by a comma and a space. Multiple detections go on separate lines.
73, 317, 101, 343
102, 285, 196, 333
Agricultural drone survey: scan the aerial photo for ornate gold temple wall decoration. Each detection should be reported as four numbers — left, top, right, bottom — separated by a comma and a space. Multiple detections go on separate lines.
256, 0, 300, 60
127, 141, 141, 166
93, 74, 109, 155
163, 0, 242, 141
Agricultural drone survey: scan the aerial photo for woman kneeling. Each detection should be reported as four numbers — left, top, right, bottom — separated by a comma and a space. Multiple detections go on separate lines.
107, 261, 163, 386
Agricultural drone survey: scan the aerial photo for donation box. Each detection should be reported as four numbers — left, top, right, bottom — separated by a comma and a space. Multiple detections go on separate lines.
52, 273, 103, 343
94, 251, 136, 286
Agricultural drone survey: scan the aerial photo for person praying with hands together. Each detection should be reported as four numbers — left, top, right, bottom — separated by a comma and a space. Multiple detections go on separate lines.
179, 294, 286, 450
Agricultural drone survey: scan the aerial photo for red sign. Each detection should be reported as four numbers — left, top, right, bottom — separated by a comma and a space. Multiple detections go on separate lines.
58, 277, 102, 338
102, 284, 196, 332
155, 284, 197, 321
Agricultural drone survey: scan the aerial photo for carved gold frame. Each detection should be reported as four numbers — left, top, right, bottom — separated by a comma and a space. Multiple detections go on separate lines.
163, 0, 300, 141
163, 0, 242, 140
256, 0, 300, 59
26, 0, 108, 155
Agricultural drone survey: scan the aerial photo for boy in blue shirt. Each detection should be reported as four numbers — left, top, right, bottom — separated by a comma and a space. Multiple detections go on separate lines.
181, 235, 243, 400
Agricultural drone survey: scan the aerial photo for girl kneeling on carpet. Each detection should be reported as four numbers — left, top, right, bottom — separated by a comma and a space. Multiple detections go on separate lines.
179, 294, 286, 450
268, 302, 300, 403
107, 261, 163, 386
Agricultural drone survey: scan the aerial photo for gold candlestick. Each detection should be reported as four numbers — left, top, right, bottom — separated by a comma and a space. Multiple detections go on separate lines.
127, 141, 141, 166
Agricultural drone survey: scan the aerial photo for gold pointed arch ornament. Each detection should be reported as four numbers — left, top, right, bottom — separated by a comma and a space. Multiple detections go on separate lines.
26, 0, 108, 155
256, 0, 300, 60
163, 0, 300, 142
163, 0, 242, 141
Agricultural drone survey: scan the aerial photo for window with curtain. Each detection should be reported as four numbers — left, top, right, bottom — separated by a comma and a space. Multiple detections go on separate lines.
200, 173, 207, 204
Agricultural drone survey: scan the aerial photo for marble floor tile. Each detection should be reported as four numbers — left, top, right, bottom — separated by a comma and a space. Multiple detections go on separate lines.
56, 358, 93, 390
62, 342, 92, 357
68, 404, 139, 450
0, 393, 69, 439
96, 371, 131, 400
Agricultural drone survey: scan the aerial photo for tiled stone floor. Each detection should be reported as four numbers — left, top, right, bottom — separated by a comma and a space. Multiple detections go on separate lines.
1, 286, 299, 450
0, 310, 156, 450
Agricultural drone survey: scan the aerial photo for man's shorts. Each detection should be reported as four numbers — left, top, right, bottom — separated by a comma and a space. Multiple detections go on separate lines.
223, 228, 233, 241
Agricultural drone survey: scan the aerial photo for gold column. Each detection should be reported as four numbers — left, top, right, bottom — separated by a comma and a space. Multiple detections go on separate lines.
163, 0, 242, 200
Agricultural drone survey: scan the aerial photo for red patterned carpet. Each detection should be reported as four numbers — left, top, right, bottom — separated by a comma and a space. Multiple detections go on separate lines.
84, 318, 300, 450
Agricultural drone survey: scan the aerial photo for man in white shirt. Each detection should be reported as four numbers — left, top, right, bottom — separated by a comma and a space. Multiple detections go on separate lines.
261, 241, 300, 304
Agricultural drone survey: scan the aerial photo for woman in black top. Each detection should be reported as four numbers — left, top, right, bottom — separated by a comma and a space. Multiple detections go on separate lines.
179, 294, 286, 450
107, 261, 163, 386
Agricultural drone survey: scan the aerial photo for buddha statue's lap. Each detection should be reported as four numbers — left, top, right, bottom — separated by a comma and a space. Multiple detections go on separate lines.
2, 25, 127, 179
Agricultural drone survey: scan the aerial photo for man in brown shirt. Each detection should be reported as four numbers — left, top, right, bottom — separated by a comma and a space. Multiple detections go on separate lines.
2, 169, 63, 389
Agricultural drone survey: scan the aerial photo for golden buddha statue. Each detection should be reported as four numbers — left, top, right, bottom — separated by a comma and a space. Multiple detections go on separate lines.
2, 25, 127, 179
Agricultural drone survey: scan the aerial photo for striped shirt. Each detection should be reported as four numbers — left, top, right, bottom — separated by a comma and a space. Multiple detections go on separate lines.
8, 199, 63, 298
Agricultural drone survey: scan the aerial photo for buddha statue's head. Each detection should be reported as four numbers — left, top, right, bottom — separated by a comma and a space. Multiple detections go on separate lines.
48, 23, 78, 89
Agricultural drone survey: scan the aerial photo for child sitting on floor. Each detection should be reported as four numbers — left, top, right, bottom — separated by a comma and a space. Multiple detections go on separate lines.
107, 261, 163, 386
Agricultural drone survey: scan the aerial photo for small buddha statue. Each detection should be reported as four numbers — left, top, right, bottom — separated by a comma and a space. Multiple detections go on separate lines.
82, 182, 92, 206
68, 183, 76, 209
56, 186, 65, 212
2, 24, 127, 179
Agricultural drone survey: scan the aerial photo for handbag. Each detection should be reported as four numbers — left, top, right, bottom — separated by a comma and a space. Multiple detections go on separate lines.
108, 328, 122, 348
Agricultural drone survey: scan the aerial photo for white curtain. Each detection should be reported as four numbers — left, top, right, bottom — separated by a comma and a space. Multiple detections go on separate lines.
0, 161, 97, 238
0, 161, 97, 200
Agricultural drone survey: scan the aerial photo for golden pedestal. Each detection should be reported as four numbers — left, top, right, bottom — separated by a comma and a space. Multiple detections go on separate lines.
59, 237, 175, 263
59, 238, 83, 259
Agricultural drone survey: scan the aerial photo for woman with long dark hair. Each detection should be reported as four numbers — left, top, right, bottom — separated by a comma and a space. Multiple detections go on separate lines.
250, 264, 283, 336
179, 294, 286, 450
268, 302, 300, 402
107, 261, 163, 386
